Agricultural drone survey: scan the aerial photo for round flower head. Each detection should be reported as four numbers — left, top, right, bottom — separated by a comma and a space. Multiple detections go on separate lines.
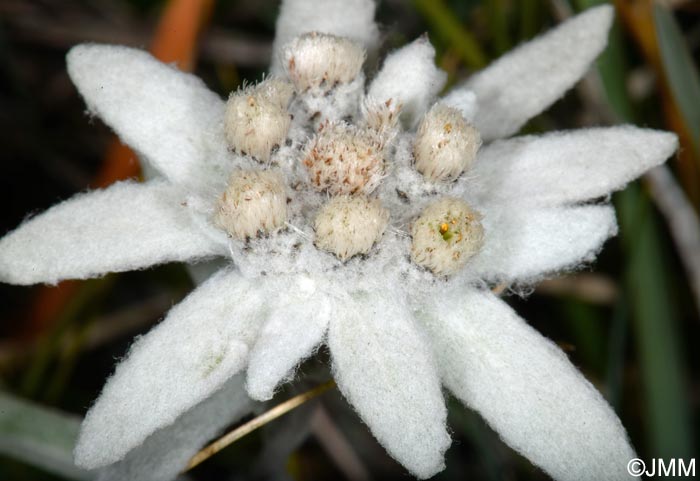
284, 32, 365, 91
303, 121, 385, 195
411, 197, 485, 275
314, 195, 389, 260
224, 78, 294, 162
283, 32, 367, 124
414, 103, 481, 181
214, 169, 288, 240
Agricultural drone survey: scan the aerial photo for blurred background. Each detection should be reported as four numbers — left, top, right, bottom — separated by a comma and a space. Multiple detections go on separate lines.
0, 0, 698, 479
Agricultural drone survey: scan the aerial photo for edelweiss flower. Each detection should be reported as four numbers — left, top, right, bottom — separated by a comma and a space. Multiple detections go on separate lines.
0, 1, 677, 480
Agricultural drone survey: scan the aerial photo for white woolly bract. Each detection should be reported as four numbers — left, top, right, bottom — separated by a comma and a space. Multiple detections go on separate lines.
0, 180, 224, 286
303, 122, 385, 195
97, 375, 252, 481
66, 44, 230, 189
414, 103, 481, 181
440, 89, 478, 122
368, 36, 447, 126
246, 279, 330, 401
314, 196, 389, 261
328, 290, 450, 479
468, 204, 618, 285
458, 5, 614, 140
214, 170, 288, 240
74, 270, 267, 469
224, 79, 293, 162
420, 288, 637, 481
411, 197, 484, 276
464, 126, 679, 208
284, 33, 365, 91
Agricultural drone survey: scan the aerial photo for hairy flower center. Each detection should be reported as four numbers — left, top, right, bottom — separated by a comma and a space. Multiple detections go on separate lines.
414, 103, 481, 181
224, 78, 294, 162
284, 32, 366, 91
314, 196, 389, 261
410, 197, 485, 276
214, 169, 288, 240
213, 32, 485, 276
303, 121, 385, 196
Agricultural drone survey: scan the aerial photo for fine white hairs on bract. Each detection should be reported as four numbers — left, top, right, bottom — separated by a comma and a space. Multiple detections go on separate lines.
214, 169, 288, 240
224, 78, 294, 162
457, 5, 614, 140
411, 197, 485, 275
303, 121, 385, 195
329, 290, 450, 479
314, 195, 389, 260
414, 103, 481, 181
421, 287, 638, 481
368, 36, 447, 126
0, 180, 225, 286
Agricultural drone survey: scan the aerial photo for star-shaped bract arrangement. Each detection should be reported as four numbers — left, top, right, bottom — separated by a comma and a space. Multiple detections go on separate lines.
0, 1, 675, 480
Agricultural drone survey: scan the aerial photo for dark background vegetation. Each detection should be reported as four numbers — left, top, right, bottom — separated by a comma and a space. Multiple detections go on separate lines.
0, 0, 698, 480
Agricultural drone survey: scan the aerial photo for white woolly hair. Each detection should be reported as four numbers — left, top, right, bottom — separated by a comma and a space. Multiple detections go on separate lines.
411, 197, 484, 276
414, 103, 481, 181
224, 78, 294, 162
303, 121, 385, 196
214, 169, 288, 240
361, 97, 403, 145
284, 32, 366, 91
314, 195, 389, 261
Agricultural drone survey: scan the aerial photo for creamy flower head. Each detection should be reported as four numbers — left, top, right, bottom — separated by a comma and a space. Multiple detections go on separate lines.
0, 3, 677, 481
314, 195, 389, 260
224, 78, 294, 162
284, 32, 366, 91
303, 121, 386, 196
414, 103, 481, 181
411, 197, 485, 275
214, 169, 288, 240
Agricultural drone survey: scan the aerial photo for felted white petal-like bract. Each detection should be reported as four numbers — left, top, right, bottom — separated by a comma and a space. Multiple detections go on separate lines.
367, 37, 447, 126
440, 89, 478, 122
466, 127, 678, 207
328, 290, 450, 479
75, 268, 270, 469
0, 181, 223, 285
97, 375, 252, 481
469, 204, 617, 284
456, 5, 613, 140
67, 44, 229, 187
246, 277, 331, 401
271, 0, 379, 75
420, 288, 637, 481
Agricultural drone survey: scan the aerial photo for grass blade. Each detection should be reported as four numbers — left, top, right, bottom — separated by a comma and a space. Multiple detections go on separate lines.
0, 391, 89, 480
654, 4, 700, 152
576, 0, 695, 459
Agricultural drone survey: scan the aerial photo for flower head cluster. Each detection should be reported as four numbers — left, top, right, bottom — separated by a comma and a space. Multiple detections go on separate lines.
0, 2, 678, 481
